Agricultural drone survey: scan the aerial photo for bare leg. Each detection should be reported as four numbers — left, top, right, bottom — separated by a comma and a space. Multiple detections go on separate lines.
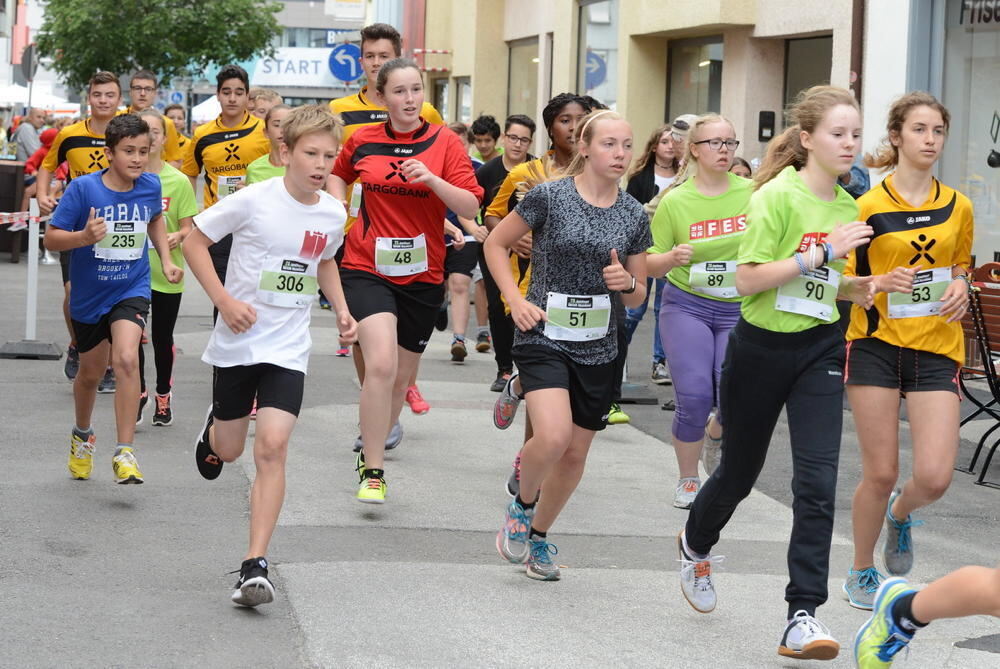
474, 280, 488, 329
531, 424, 597, 532
449, 273, 471, 340
674, 437, 704, 479
74, 340, 109, 429
357, 313, 398, 470
63, 282, 76, 346
246, 407, 297, 558
911, 565, 1000, 622
110, 319, 143, 445
891, 390, 960, 520
516, 388, 574, 505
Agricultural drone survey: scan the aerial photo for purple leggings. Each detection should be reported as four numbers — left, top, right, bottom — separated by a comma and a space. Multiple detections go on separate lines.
659, 282, 741, 442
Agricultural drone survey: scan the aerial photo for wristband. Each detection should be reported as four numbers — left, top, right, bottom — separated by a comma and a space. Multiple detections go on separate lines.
621, 274, 637, 294
823, 242, 834, 265
794, 252, 808, 275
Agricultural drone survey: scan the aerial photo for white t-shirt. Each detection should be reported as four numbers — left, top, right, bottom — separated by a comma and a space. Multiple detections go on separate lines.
194, 177, 346, 373
654, 173, 676, 194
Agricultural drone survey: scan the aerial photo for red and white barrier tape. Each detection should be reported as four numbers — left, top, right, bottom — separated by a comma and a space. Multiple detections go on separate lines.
413, 48, 452, 54
0, 212, 51, 232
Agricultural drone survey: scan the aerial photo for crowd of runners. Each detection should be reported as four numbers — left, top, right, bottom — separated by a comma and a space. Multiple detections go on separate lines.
20, 18, 999, 667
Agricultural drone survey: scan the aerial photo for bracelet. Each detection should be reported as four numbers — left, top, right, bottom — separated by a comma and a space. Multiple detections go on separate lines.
808, 244, 818, 271
621, 274, 637, 294
794, 252, 808, 275
823, 242, 834, 265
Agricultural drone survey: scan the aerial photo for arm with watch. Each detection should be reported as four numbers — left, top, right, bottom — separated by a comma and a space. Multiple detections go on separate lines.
604, 248, 648, 309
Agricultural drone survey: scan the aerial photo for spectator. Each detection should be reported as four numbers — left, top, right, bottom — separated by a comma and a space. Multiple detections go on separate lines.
12, 107, 45, 162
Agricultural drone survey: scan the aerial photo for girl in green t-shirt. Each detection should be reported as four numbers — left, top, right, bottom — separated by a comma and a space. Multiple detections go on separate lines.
676, 86, 876, 660
646, 114, 752, 510
246, 104, 290, 185
135, 109, 198, 427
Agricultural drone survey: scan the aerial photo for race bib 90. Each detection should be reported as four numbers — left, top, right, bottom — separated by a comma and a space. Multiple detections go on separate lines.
775, 267, 840, 320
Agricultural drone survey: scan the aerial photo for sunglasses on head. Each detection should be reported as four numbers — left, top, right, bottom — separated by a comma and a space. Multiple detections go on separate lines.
672, 119, 690, 132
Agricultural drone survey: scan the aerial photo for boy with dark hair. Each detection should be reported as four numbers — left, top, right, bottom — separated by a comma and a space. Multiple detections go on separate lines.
122, 69, 184, 165
185, 105, 354, 606
471, 114, 502, 163
43, 114, 182, 484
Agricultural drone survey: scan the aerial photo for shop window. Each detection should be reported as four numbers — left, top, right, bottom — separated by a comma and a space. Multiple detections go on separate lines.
456, 77, 472, 124
578, 0, 618, 108
667, 37, 723, 122
434, 78, 450, 121
508, 38, 539, 118
784, 37, 833, 108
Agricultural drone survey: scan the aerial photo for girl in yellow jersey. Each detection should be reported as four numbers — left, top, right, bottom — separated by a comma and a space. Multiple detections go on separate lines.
843, 93, 974, 610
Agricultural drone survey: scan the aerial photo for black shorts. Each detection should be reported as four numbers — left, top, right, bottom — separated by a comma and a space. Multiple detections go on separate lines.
845, 337, 960, 395
71, 296, 149, 354
60, 251, 71, 284
445, 241, 479, 278
212, 363, 305, 420
513, 344, 616, 431
341, 269, 445, 353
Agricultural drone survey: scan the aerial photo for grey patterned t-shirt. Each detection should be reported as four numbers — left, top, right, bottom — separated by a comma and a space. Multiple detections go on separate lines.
512, 176, 652, 365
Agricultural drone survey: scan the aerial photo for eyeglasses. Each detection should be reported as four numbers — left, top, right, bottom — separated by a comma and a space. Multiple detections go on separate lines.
505, 133, 532, 146
130, 86, 156, 94
692, 138, 740, 151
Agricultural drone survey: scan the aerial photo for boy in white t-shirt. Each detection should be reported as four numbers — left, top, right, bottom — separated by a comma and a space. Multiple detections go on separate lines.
183, 105, 356, 607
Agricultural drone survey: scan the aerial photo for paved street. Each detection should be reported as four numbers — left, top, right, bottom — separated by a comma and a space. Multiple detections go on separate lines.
1, 252, 999, 668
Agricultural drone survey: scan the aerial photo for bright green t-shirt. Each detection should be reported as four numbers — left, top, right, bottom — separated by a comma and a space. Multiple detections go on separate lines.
647, 172, 752, 302
738, 165, 860, 333
246, 153, 285, 185
149, 163, 197, 294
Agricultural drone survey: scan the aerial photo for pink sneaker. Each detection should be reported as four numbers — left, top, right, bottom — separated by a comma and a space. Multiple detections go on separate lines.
335, 347, 350, 357
406, 385, 430, 415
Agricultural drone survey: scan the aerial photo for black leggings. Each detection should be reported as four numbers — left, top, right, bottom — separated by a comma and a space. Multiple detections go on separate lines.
477, 244, 514, 374
685, 319, 846, 618
139, 290, 183, 396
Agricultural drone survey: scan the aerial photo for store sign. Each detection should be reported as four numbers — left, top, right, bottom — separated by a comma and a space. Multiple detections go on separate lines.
325, 0, 365, 21
252, 48, 342, 88
959, 0, 1000, 28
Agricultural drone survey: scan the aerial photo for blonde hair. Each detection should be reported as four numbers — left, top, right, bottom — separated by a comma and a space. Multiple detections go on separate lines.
134, 107, 166, 134
627, 123, 675, 181
667, 113, 734, 192
754, 85, 858, 189
558, 109, 627, 179
280, 104, 342, 151
865, 91, 950, 170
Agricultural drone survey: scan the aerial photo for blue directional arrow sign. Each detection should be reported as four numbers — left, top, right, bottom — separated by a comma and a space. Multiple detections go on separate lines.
329, 43, 362, 82
585, 51, 606, 90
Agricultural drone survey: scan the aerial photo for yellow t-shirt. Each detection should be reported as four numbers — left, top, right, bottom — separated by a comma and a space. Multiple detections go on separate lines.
118, 107, 184, 162
845, 174, 974, 364
42, 119, 107, 181
180, 112, 270, 208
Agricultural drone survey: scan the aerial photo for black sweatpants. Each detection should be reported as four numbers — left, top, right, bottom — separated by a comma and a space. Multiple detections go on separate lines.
477, 244, 514, 374
139, 290, 183, 396
685, 318, 845, 618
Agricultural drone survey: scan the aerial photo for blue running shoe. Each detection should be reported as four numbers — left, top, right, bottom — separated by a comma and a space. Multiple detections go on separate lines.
883, 490, 923, 575
526, 538, 560, 580
854, 577, 917, 668
844, 566, 884, 610
496, 499, 533, 564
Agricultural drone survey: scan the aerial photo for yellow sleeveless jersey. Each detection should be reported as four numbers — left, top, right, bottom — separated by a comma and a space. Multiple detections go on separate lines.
845, 174, 974, 364
181, 112, 269, 208
42, 118, 107, 181
118, 107, 184, 162
329, 88, 443, 232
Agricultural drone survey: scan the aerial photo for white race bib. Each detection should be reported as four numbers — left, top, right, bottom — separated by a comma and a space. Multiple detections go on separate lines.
217, 175, 244, 199
888, 268, 952, 319
544, 292, 611, 341
375, 234, 428, 276
94, 220, 147, 260
775, 267, 840, 320
349, 182, 363, 217
256, 256, 318, 308
689, 260, 739, 298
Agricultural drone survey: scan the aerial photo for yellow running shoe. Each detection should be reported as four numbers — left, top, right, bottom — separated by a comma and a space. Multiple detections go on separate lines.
854, 577, 917, 668
112, 447, 145, 484
357, 471, 386, 504
68, 431, 96, 480
608, 403, 631, 425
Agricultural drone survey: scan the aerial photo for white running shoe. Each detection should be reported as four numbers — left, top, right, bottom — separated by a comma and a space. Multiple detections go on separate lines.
778, 610, 840, 660
677, 531, 723, 613
673, 477, 701, 509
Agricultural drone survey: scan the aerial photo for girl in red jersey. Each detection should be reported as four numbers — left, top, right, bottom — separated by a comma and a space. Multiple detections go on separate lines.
329, 58, 483, 504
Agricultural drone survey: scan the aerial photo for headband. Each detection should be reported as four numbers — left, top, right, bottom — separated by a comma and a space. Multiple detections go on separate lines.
579, 109, 615, 140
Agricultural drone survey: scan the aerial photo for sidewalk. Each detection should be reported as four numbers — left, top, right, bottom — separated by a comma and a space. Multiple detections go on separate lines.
1, 257, 998, 667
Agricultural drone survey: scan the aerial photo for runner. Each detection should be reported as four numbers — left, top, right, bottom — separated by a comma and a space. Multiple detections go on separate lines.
328, 58, 482, 503
854, 566, 1000, 667
181, 65, 269, 294
185, 105, 353, 607
676, 86, 876, 660
475, 114, 536, 391
163, 104, 189, 155
38, 71, 123, 392
842, 92, 973, 609
43, 113, 182, 484
730, 156, 752, 178
487, 109, 649, 580
249, 89, 283, 120
134, 109, 197, 427
645, 114, 752, 508
122, 70, 184, 166
625, 123, 679, 386
246, 104, 291, 185
471, 114, 502, 163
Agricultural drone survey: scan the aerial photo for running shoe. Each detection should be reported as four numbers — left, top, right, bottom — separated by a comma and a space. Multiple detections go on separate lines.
702, 413, 723, 477
651, 361, 672, 385
195, 406, 223, 480
778, 610, 840, 660
526, 538, 560, 581
335, 346, 350, 357
319, 295, 332, 310
68, 430, 96, 480
352, 422, 404, 452
231, 557, 275, 607
673, 477, 701, 509
112, 447, 144, 484
490, 371, 512, 393
493, 373, 521, 430
64, 345, 79, 380
854, 577, 917, 669
608, 403, 630, 425
844, 566, 884, 610
451, 337, 468, 362
505, 454, 521, 498
476, 332, 491, 353
883, 491, 923, 576
357, 469, 386, 504
135, 392, 148, 426
677, 530, 723, 613
405, 385, 430, 415
355, 452, 366, 484
151, 392, 173, 426
97, 367, 116, 393
435, 306, 448, 331
496, 499, 533, 563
